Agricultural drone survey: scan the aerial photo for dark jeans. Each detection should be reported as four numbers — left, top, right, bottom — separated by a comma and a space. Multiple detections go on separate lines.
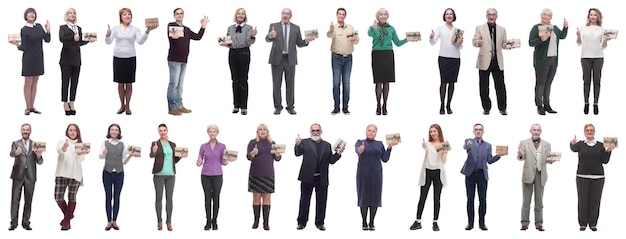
201, 175, 223, 222
479, 59, 506, 112
297, 176, 328, 227
103, 170, 124, 221
465, 170, 488, 225
229, 48, 251, 109
416, 169, 443, 220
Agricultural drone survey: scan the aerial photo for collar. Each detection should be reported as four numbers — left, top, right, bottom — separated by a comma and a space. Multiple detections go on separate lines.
584, 139, 597, 146
532, 138, 541, 143
25, 22, 35, 28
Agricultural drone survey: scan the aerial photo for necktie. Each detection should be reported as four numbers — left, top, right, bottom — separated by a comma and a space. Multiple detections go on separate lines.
490, 26, 496, 59
236, 25, 242, 33
23, 140, 29, 152
283, 23, 288, 53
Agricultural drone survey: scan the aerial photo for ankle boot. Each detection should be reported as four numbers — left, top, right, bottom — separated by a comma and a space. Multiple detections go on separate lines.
262, 205, 271, 231
593, 104, 599, 115
584, 103, 589, 115
252, 205, 261, 229
376, 104, 381, 115
204, 219, 211, 230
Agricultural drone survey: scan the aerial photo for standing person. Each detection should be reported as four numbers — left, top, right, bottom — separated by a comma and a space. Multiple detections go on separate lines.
460, 123, 506, 230
9, 8, 51, 115
355, 124, 397, 231
98, 124, 139, 231
529, 8, 568, 115
8, 123, 43, 231
105, 8, 156, 115
570, 124, 614, 231
166, 8, 208, 116
266, 8, 314, 115
294, 123, 343, 231
368, 8, 408, 116
246, 124, 282, 230
55, 123, 89, 230
59, 8, 94, 116
430, 8, 462, 115
577, 8, 610, 115
149, 124, 186, 231
472, 8, 510, 115
328, 7, 359, 115
409, 124, 448, 231
517, 123, 555, 231
196, 124, 228, 230
221, 8, 256, 115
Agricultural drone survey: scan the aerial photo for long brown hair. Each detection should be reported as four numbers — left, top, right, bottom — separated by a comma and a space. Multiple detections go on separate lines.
66, 123, 83, 143
428, 124, 444, 142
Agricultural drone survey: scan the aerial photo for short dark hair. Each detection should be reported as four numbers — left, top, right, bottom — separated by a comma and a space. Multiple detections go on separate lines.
158, 123, 167, 129
24, 8, 37, 21
173, 8, 183, 14
337, 8, 346, 15
106, 123, 123, 139
443, 8, 456, 22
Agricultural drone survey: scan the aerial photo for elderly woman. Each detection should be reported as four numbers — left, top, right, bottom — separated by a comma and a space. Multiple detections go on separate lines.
221, 8, 257, 115
196, 124, 228, 230
150, 124, 187, 231
55, 123, 89, 230
59, 8, 94, 115
9, 8, 51, 115
367, 8, 408, 116
246, 123, 281, 230
529, 8, 568, 115
430, 8, 463, 114
576, 8, 610, 115
570, 124, 614, 231
355, 124, 397, 230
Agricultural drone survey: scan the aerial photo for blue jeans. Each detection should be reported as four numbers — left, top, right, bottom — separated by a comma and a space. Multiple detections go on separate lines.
167, 61, 187, 111
331, 53, 352, 108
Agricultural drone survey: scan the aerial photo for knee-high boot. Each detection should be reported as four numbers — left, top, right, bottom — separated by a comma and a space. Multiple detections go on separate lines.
252, 205, 261, 229
262, 205, 271, 231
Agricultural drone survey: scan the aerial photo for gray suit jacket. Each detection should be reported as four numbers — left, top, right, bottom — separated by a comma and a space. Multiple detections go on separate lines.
472, 23, 510, 70
517, 138, 551, 186
265, 21, 308, 65
9, 139, 43, 182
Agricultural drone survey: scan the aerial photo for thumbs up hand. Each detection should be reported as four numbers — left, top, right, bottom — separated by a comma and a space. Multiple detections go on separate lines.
152, 141, 158, 153
329, 21, 335, 33
517, 145, 524, 158
295, 134, 301, 146
357, 141, 365, 154
372, 20, 378, 30
106, 25, 112, 37
252, 26, 257, 36
15, 144, 23, 155
430, 29, 435, 39
422, 138, 427, 149
250, 144, 259, 158
62, 139, 69, 152
571, 135, 577, 145
269, 26, 277, 39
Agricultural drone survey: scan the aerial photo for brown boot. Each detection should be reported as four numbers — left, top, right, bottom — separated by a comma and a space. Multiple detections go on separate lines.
262, 205, 271, 230
252, 205, 261, 229
61, 202, 76, 230
57, 200, 67, 226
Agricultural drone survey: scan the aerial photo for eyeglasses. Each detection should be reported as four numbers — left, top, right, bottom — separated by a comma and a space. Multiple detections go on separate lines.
474, 128, 484, 132
486, 14, 497, 17
311, 129, 321, 133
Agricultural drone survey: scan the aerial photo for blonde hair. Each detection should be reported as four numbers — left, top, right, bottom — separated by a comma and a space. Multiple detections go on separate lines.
255, 124, 272, 142
64, 8, 77, 23
119, 8, 132, 24
233, 8, 247, 23
375, 8, 388, 21
207, 124, 220, 134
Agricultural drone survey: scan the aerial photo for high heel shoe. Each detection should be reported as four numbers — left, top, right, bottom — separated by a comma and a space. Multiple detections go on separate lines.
583, 103, 589, 115
69, 102, 76, 115
157, 222, 162, 231
593, 104, 598, 115
232, 108, 240, 114
382, 104, 388, 115
376, 104, 381, 115
166, 223, 173, 231
64, 103, 71, 116
439, 104, 445, 115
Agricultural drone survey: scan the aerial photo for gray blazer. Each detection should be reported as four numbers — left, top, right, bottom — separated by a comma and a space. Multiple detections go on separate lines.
517, 138, 551, 186
9, 140, 43, 181
265, 21, 308, 65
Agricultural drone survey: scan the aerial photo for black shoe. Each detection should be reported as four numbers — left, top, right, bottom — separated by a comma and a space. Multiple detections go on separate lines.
593, 104, 598, 115
117, 108, 125, 114
212, 221, 218, 230
545, 106, 557, 114
331, 107, 340, 115
580, 226, 586, 231
382, 104, 387, 115
105, 225, 112, 231
362, 222, 368, 231
465, 224, 473, 230
439, 104, 445, 115
368, 222, 375, 231
538, 106, 545, 115
112, 225, 119, 230
584, 103, 589, 114
342, 107, 350, 115
376, 104, 381, 115
69, 103, 76, 115
204, 221, 212, 230
241, 109, 247, 115
432, 222, 440, 231
446, 106, 453, 114
24, 109, 30, 115
8, 225, 17, 231
232, 108, 240, 114
590, 227, 597, 231
479, 224, 488, 231
316, 225, 326, 231
29, 108, 41, 114
482, 110, 489, 115
499, 110, 507, 115
409, 221, 422, 230
65, 103, 72, 116
273, 108, 281, 115
296, 224, 305, 230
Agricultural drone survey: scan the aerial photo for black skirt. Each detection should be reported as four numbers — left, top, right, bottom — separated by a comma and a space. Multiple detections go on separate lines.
438, 56, 460, 83
113, 56, 136, 83
248, 176, 275, 193
371, 50, 395, 83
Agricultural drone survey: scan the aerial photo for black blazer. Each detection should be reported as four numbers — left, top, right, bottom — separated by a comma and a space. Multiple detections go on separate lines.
294, 138, 341, 186
59, 24, 88, 66
149, 140, 182, 174
9, 140, 43, 181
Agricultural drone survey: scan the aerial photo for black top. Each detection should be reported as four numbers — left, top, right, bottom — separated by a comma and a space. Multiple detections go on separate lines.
59, 24, 88, 66
570, 141, 611, 176
19, 23, 51, 76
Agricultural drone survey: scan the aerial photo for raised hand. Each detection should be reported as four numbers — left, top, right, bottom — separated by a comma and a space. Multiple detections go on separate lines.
102, 147, 108, 157
422, 138, 427, 149
329, 21, 334, 33
152, 141, 158, 153
45, 20, 50, 32
517, 145, 524, 157
430, 29, 435, 39
106, 25, 111, 37
201, 16, 209, 28
295, 134, 301, 146
570, 135, 577, 145
372, 20, 378, 30
250, 144, 259, 158
607, 142, 616, 152
62, 139, 69, 152
357, 141, 365, 154
563, 18, 568, 28
466, 138, 473, 148
15, 144, 23, 155
269, 26, 277, 39
576, 27, 580, 38
477, 36, 483, 47
252, 26, 257, 36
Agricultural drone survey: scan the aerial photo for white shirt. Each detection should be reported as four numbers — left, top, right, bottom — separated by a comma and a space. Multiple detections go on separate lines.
105, 24, 148, 58
55, 138, 86, 185
578, 25, 605, 58
418, 142, 448, 187
429, 24, 462, 58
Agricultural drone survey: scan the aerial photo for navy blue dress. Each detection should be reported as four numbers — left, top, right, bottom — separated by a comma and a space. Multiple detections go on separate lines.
355, 139, 392, 207
19, 23, 51, 76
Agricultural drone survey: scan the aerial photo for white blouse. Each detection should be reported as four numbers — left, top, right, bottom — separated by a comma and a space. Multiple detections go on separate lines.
429, 24, 462, 58
418, 142, 447, 187
105, 24, 148, 58
578, 25, 605, 58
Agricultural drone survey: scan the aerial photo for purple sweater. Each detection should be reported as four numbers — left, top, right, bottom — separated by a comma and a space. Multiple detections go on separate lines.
198, 141, 226, 176
167, 22, 205, 63
247, 139, 280, 177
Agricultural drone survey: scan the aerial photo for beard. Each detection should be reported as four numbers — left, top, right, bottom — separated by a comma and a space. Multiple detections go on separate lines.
311, 135, 321, 142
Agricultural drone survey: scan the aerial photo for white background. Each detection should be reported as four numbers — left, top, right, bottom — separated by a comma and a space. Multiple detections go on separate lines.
1, 0, 624, 238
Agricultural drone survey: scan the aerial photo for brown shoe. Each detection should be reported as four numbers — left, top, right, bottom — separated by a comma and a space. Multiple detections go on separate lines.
520, 225, 528, 230
168, 109, 182, 116
157, 222, 162, 231
178, 107, 192, 113
536, 225, 545, 231
273, 108, 281, 115
287, 108, 297, 115
167, 223, 173, 231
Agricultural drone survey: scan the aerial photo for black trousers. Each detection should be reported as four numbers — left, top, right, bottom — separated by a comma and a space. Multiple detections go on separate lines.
416, 169, 443, 220
576, 177, 604, 227
229, 48, 250, 109
60, 65, 81, 102
479, 58, 506, 112
297, 176, 328, 227
201, 175, 223, 222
